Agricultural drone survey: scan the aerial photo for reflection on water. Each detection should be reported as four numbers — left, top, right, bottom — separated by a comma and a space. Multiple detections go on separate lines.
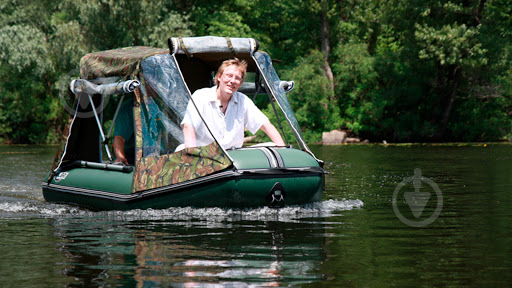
51, 213, 334, 287
2, 144, 512, 287
0, 201, 360, 287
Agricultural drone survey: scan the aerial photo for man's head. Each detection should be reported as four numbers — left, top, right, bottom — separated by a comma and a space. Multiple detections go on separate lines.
215, 58, 248, 86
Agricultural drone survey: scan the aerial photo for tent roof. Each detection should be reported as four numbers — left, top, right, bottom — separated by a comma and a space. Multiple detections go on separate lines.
80, 46, 169, 79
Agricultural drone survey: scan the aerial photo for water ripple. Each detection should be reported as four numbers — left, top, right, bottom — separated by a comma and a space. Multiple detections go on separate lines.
0, 197, 363, 222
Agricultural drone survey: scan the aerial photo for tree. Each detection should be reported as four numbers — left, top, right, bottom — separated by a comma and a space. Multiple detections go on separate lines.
278, 50, 342, 143
1, 0, 511, 144
333, 0, 512, 142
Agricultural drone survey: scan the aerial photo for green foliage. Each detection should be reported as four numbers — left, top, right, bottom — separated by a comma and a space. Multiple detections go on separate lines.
330, 0, 512, 142
0, 66, 62, 143
193, 8, 252, 37
333, 42, 380, 135
415, 23, 487, 67
450, 94, 512, 141
253, 50, 341, 144
1, 0, 512, 144
278, 50, 342, 143
243, 0, 323, 64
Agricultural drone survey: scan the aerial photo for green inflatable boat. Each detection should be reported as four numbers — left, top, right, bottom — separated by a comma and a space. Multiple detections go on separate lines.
42, 36, 325, 210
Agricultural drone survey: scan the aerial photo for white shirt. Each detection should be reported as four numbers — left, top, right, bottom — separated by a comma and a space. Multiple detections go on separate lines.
181, 86, 268, 149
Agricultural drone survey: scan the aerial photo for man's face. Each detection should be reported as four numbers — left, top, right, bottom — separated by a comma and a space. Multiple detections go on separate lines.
218, 65, 243, 97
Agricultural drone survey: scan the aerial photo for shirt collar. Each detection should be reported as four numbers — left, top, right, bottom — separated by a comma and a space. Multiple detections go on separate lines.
208, 86, 240, 104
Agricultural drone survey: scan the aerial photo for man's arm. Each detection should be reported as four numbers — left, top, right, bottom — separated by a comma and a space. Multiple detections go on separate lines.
182, 123, 197, 148
113, 135, 129, 164
260, 121, 285, 146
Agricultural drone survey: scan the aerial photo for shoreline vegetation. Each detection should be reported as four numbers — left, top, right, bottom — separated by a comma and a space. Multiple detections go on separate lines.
1, 1, 511, 145
0, 142, 508, 150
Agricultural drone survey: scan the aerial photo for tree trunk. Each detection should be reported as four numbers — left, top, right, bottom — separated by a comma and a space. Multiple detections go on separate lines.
433, 66, 461, 140
473, 0, 487, 25
320, 0, 335, 96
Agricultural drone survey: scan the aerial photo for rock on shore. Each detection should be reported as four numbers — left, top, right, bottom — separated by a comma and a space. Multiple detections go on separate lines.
322, 130, 361, 145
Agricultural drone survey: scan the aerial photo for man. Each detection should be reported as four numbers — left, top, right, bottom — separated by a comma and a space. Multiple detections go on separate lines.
181, 58, 285, 149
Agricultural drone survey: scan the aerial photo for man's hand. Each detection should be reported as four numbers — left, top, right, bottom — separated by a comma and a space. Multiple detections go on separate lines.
115, 156, 129, 165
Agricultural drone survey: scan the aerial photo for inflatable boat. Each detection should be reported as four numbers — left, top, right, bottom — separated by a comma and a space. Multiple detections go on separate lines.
42, 36, 325, 210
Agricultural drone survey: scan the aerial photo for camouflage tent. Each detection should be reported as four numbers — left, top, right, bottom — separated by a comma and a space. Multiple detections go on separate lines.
54, 46, 232, 193
80, 46, 168, 79
52, 37, 316, 194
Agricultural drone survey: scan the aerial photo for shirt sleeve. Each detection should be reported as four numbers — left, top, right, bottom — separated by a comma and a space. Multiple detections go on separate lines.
180, 94, 202, 130
242, 94, 269, 135
114, 100, 134, 141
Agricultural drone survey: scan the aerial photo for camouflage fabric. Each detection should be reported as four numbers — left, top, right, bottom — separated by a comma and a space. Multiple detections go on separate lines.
80, 47, 169, 79
133, 86, 144, 162
132, 72, 232, 193
132, 142, 232, 192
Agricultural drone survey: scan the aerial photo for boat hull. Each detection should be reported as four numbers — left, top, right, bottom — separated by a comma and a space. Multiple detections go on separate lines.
42, 169, 323, 210
42, 148, 325, 210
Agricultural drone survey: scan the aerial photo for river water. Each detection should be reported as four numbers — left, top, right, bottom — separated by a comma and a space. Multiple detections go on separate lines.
0, 144, 511, 287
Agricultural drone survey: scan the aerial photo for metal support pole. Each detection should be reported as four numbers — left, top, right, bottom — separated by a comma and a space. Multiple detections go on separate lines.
88, 94, 113, 162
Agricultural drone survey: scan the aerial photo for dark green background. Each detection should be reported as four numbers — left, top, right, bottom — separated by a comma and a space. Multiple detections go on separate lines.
1, 0, 511, 144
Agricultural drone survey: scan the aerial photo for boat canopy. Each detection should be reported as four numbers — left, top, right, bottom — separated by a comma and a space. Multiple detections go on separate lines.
51, 37, 317, 193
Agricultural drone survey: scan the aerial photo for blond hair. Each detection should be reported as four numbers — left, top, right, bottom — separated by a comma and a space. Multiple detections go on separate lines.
215, 58, 248, 85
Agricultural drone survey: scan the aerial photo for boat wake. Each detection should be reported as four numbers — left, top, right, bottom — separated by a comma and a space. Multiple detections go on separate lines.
0, 197, 82, 218
0, 197, 363, 222
119, 199, 364, 222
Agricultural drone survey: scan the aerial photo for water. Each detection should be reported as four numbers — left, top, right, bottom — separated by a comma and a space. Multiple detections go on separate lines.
1, 144, 511, 287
